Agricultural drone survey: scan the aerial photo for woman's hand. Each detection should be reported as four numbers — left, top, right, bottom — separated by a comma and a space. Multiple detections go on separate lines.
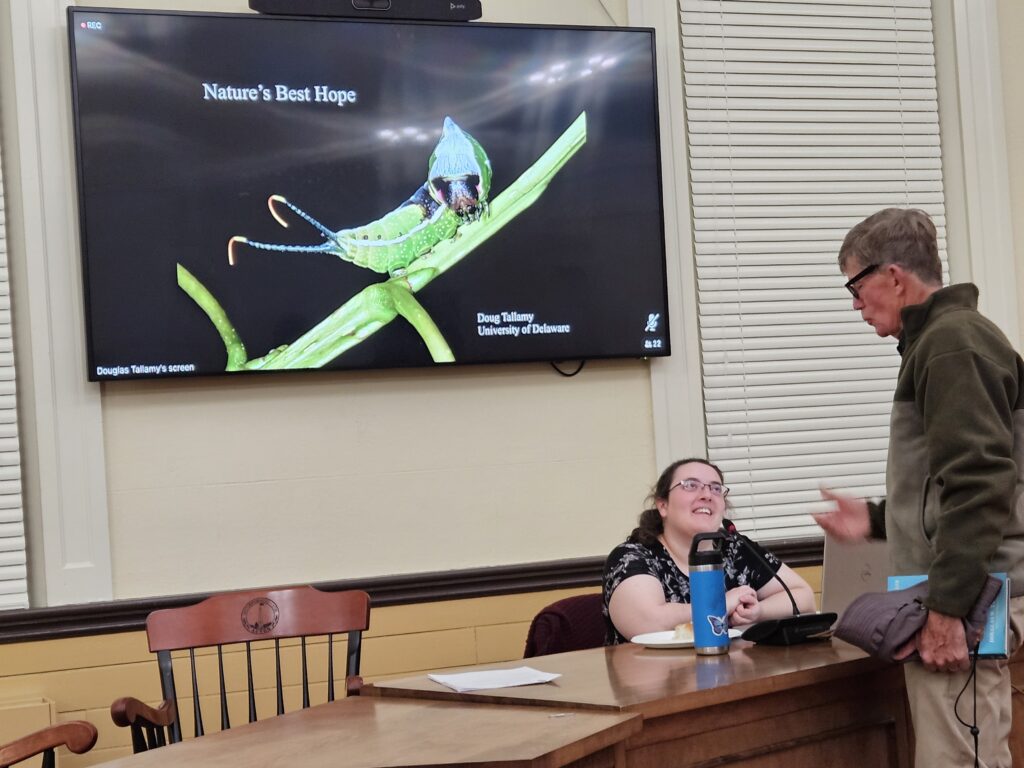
730, 594, 763, 626
725, 585, 758, 625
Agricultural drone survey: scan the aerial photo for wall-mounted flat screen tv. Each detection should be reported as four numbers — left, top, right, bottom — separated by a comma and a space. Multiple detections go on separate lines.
68, 7, 670, 380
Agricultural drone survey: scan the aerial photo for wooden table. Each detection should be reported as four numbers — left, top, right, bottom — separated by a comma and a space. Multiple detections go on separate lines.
92, 695, 641, 768
367, 640, 913, 768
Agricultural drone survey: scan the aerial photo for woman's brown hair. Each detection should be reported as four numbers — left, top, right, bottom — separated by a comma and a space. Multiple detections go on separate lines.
628, 458, 726, 547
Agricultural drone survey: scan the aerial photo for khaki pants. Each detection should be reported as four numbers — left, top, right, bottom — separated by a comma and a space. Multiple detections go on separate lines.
904, 595, 1024, 768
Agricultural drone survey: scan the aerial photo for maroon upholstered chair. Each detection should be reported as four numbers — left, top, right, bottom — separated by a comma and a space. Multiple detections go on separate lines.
523, 593, 606, 657
111, 585, 370, 753
0, 722, 97, 768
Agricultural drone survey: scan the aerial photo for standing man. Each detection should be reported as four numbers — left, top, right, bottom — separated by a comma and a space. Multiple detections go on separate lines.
815, 207, 1024, 768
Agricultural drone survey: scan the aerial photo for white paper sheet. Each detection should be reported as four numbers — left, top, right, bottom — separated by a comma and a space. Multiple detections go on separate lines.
427, 666, 561, 693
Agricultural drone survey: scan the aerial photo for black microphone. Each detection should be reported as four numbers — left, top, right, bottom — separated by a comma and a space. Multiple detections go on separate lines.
721, 522, 837, 646
723, 522, 801, 615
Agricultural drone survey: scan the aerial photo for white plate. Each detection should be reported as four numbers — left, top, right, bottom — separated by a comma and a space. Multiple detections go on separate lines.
630, 628, 742, 649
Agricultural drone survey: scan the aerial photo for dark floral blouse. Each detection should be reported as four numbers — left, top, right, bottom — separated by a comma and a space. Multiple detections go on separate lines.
602, 522, 782, 644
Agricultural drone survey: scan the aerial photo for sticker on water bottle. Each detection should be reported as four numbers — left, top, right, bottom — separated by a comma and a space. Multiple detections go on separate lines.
707, 614, 729, 636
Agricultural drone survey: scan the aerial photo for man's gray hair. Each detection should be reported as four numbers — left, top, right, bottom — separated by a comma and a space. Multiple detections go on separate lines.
838, 208, 942, 285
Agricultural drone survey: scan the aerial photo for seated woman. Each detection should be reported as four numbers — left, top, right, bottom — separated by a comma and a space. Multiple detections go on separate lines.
604, 458, 816, 644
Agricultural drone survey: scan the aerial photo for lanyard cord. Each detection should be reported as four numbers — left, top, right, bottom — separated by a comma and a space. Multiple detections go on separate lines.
953, 633, 982, 768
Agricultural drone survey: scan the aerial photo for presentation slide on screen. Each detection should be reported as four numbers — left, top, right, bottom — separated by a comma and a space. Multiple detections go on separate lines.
70, 10, 669, 380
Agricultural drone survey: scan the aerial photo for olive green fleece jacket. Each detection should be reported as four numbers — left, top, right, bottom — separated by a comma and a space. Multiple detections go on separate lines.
866, 283, 1024, 617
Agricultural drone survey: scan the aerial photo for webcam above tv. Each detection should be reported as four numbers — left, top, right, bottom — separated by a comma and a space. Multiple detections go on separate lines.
67, 7, 670, 381
248, 0, 482, 22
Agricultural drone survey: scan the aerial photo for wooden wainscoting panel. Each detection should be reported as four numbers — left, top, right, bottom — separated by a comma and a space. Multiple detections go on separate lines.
0, 632, 151, 676
62, 706, 133, 753
475, 621, 534, 663
794, 565, 822, 594
0, 660, 162, 714
0, 697, 54, 750
365, 587, 599, 637
62, 744, 132, 768
361, 628, 478, 678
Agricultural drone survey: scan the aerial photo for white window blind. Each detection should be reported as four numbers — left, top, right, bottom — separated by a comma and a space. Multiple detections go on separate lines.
0, 149, 27, 609
679, 0, 948, 541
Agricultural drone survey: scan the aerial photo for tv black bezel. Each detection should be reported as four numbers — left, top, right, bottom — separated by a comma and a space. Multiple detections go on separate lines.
66, 6, 671, 382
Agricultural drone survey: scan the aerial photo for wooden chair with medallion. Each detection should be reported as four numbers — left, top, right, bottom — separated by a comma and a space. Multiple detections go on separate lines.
111, 585, 370, 753
0, 721, 98, 768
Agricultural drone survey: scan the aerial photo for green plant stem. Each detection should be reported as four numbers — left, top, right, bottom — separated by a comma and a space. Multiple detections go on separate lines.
176, 264, 248, 370
384, 282, 454, 363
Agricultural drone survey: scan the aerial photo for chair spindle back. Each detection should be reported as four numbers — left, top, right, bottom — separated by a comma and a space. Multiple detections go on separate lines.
136, 586, 369, 748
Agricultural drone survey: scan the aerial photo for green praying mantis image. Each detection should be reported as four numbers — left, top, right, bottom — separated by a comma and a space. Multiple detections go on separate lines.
177, 111, 587, 371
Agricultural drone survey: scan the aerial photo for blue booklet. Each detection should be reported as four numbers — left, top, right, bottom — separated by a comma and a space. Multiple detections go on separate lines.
887, 572, 1010, 659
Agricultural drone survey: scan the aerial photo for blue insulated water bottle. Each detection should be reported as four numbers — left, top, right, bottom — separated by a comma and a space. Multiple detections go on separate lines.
689, 532, 729, 655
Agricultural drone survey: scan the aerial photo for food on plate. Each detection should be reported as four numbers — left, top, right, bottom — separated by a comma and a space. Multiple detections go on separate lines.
672, 622, 694, 642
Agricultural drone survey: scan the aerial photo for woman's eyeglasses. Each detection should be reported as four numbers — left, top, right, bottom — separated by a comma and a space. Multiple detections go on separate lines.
669, 478, 729, 497
844, 263, 880, 300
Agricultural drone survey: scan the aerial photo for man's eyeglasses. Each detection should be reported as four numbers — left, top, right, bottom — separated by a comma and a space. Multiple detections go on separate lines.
669, 478, 730, 497
844, 263, 880, 300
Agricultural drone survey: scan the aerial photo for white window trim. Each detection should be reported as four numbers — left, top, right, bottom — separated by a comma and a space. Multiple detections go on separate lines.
629, 0, 708, 467
947, 0, 1018, 349
1, 0, 112, 605
0, 139, 27, 609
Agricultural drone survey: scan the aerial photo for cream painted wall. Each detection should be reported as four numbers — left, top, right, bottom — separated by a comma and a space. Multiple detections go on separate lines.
0, 0, 659, 599
105, 362, 656, 596
997, 0, 1024, 342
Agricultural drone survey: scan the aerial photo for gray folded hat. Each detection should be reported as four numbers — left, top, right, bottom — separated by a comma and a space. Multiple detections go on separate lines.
834, 575, 1002, 662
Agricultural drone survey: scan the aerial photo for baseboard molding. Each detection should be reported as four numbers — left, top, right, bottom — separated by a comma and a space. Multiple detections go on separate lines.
0, 539, 822, 644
